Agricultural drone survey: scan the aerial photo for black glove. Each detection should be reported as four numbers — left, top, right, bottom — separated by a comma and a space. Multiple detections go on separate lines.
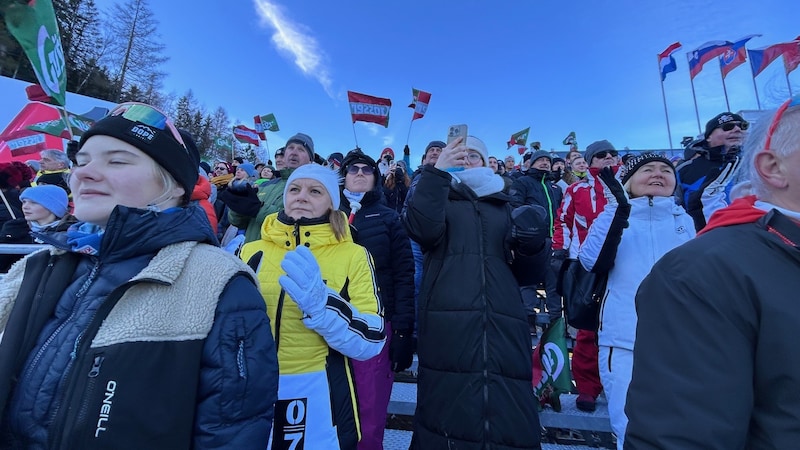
550, 248, 568, 276
598, 166, 628, 206
390, 328, 414, 372
219, 187, 261, 218
403, 145, 410, 156
511, 204, 548, 256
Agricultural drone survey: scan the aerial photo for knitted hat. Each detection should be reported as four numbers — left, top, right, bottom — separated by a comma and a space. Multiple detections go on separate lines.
622, 152, 675, 184
465, 136, 488, 166
238, 162, 258, 178
705, 112, 746, 139
529, 150, 552, 165
274, 147, 286, 157
327, 152, 344, 169
79, 115, 198, 201
0, 162, 23, 189
20, 184, 69, 218
425, 140, 446, 156
284, 163, 341, 210
286, 133, 315, 160
584, 140, 616, 163
380, 147, 395, 161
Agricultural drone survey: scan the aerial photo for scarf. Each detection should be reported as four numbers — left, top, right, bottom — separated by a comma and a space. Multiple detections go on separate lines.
343, 189, 366, 223
210, 173, 234, 188
450, 167, 505, 198
65, 222, 104, 255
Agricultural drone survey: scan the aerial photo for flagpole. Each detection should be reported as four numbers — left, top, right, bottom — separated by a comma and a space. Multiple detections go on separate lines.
658, 57, 674, 149
751, 72, 763, 110
720, 69, 732, 111
688, 75, 702, 134
786, 70, 795, 97
351, 122, 359, 150
405, 118, 414, 146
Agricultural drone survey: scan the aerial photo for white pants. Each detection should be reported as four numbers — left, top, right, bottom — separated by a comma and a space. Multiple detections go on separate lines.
598, 345, 633, 450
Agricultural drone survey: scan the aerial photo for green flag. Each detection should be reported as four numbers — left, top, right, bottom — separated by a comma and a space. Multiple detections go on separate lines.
261, 113, 279, 132
532, 317, 573, 411
562, 131, 578, 150
3, 0, 67, 106
215, 136, 232, 151
26, 117, 69, 139
506, 127, 530, 149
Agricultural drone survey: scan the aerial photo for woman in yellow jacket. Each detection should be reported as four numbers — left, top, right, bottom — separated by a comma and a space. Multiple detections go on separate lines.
240, 163, 386, 450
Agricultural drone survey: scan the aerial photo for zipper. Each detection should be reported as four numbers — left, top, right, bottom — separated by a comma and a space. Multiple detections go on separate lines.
541, 176, 555, 236
236, 340, 247, 379
476, 200, 490, 442
73, 355, 105, 434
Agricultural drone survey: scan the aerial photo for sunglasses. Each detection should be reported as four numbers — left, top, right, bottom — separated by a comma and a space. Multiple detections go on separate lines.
719, 121, 749, 132
108, 102, 187, 150
347, 165, 375, 175
594, 150, 618, 159
214, 166, 228, 171
764, 96, 800, 151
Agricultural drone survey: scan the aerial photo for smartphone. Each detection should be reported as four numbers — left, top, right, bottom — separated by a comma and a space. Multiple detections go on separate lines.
447, 124, 468, 145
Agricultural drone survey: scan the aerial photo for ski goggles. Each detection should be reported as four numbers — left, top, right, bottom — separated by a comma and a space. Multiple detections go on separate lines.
764, 96, 800, 151
108, 102, 187, 150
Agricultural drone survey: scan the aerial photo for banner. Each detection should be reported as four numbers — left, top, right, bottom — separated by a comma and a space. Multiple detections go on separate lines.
562, 131, 578, 151
253, 115, 266, 140
408, 88, 431, 121
506, 127, 530, 149
215, 136, 232, 152
658, 41, 682, 81
532, 317, 573, 411
3, 0, 67, 105
233, 125, 260, 145
347, 90, 392, 127
719, 34, 760, 79
749, 41, 799, 77
687, 40, 732, 79
260, 113, 279, 132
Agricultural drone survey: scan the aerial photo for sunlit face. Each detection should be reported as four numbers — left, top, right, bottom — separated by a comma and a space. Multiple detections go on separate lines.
213, 163, 229, 176
71, 135, 182, 227
284, 178, 332, 220
234, 167, 249, 180
423, 147, 442, 165
488, 157, 499, 172
344, 164, 376, 193
708, 122, 746, 149
532, 157, 551, 171
628, 162, 676, 198
22, 199, 57, 225
571, 157, 588, 172
284, 143, 311, 169
260, 167, 273, 179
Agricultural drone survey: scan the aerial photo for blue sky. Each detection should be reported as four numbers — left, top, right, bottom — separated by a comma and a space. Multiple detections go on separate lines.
4, 0, 800, 164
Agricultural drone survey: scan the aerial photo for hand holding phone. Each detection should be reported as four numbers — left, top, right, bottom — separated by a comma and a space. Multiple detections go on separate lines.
436, 124, 469, 171
447, 124, 468, 146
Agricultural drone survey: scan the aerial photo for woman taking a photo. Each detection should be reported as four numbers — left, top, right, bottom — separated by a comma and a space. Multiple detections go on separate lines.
0, 103, 278, 449
240, 163, 385, 450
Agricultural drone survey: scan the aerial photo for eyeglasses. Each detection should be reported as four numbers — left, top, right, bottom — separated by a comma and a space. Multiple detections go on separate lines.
764, 96, 800, 151
108, 102, 187, 150
719, 121, 749, 132
466, 152, 483, 163
594, 150, 619, 159
347, 165, 375, 175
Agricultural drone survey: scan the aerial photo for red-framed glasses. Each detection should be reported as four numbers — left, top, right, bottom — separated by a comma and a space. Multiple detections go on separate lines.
108, 102, 187, 150
764, 96, 800, 151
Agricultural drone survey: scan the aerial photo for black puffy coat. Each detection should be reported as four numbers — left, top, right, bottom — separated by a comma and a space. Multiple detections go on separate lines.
509, 168, 563, 234
402, 166, 541, 450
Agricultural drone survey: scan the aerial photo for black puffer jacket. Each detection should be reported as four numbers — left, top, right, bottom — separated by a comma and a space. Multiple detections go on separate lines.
340, 189, 415, 330
676, 141, 738, 231
509, 168, 563, 235
402, 165, 541, 450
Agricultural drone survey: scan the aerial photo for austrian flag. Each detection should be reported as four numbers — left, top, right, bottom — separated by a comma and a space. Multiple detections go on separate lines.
233, 125, 260, 145
347, 91, 392, 128
408, 88, 431, 121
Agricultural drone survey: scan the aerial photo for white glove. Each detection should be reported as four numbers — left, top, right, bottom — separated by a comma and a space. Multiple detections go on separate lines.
279, 246, 327, 318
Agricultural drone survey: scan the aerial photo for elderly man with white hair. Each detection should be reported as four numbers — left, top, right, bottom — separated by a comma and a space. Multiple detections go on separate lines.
624, 96, 800, 449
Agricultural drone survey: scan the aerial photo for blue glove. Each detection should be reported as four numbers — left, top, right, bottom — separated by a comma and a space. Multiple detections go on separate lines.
279, 246, 327, 319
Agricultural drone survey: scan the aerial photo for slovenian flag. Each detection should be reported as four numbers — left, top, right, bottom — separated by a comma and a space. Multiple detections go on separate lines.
408, 88, 431, 121
719, 35, 760, 79
687, 40, 733, 79
658, 42, 682, 81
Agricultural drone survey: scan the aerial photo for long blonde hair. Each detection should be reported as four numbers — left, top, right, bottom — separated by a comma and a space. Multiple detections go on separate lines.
329, 209, 348, 241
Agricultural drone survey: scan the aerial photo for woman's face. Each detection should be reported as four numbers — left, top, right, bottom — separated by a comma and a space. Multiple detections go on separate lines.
571, 157, 588, 172
344, 164, 375, 193
234, 167, 248, 180
213, 163, 229, 176
260, 167, 273, 179
22, 199, 56, 224
284, 178, 332, 220
71, 135, 182, 226
465, 150, 485, 169
628, 161, 676, 198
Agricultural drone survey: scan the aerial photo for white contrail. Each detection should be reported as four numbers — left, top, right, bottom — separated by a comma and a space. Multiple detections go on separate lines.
252, 0, 334, 97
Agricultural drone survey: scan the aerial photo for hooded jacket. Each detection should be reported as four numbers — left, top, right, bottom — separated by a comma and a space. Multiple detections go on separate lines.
0, 205, 278, 449
676, 141, 738, 231
509, 168, 563, 235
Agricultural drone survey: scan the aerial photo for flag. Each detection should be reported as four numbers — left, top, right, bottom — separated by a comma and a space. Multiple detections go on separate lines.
506, 127, 530, 149
233, 125, 260, 146
719, 35, 760, 79
783, 39, 800, 75
347, 91, 392, 127
658, 41, 682, 81
687, 40, 733, 79
260, 113, 279, 132
3, 0, 66, 106
408, 88, 431, 121
215, 136, 232, 152
253, 115, 267, 140
749, 40, 800, 77
532, 317, 573, 411
27, 117, 70, 139
562, 131, 578, 150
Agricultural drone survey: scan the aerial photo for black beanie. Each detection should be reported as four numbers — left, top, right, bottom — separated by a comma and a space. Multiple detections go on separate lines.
79, 115, 198, 201
340, 149, 379, 180
622, 152, 675, 184
704, 112, 746, 139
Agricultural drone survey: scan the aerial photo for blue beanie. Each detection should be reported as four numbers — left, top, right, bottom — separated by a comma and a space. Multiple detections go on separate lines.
238, 162, 258, 178
20, 185, 69, 218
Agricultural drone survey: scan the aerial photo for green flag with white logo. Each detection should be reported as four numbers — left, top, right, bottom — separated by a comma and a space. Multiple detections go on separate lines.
215, 136, 232, 152
261, 113, 279, 132
532, 317, 573, 411
3, 0, 67, 106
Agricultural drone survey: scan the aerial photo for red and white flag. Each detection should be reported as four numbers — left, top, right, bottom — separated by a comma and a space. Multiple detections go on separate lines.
253, 115, 266, 140
233, 125, 260, 145
347, 90, 392, 127
408, 88, 431, 121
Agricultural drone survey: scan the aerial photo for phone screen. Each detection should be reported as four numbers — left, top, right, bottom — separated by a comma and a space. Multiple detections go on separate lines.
447, 124, 468, 145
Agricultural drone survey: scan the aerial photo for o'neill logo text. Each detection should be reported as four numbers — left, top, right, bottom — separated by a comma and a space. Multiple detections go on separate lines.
95, 380, 116, 437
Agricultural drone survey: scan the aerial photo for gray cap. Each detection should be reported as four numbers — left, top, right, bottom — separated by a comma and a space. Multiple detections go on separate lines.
286, 133, 315, 160
584, 140, 616, 163
529, 150, 552, 165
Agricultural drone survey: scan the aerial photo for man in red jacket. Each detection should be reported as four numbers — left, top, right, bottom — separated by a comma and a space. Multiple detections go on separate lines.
552, 139, 619, 412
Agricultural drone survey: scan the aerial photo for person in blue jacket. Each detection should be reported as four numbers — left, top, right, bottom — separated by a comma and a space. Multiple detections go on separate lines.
0, 102, 278, 449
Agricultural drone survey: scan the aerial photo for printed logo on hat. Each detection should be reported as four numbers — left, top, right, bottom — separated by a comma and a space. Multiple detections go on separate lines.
128, 124, 157, 143
717, 114, 736, 125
